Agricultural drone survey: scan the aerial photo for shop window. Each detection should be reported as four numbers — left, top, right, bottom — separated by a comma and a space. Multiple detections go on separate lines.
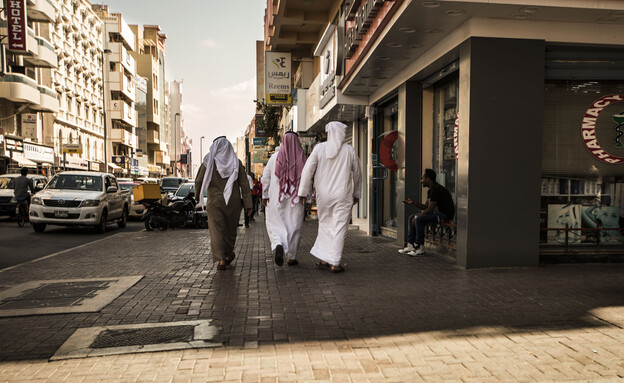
432, 75, 458, 206
542, 80, 624, 245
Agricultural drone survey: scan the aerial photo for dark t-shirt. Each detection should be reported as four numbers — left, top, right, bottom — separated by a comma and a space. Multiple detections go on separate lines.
427, 183, 455, 221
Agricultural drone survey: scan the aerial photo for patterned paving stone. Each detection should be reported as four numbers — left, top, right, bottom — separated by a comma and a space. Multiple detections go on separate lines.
0, 215, 624, 381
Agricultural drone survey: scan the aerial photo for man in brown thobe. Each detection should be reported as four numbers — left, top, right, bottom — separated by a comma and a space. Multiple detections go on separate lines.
195, 136, 252, 270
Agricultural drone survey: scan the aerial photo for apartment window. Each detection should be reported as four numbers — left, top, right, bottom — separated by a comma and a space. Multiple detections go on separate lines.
66, 96, 72, 113
154, 99, 158, 110
153, 74, 158, 90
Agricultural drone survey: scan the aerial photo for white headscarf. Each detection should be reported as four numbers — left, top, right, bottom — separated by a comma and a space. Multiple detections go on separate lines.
325, 121, 347, 159
198, 137, 239, 207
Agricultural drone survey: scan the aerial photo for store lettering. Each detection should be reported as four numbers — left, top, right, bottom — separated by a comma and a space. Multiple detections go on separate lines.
580, 94, 624, 164
344, 0, 387, 59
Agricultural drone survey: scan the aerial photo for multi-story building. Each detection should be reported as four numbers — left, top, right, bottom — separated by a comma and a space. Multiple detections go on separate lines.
0, 0, 58, 174
130, 24, 168, 177
168, 80, 183, 176
134, 75, 149, 177
92, 5, 137, 177
50, 0, 107, 173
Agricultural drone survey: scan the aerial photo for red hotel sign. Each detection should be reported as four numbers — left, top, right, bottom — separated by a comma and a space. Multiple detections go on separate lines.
8, 0, 28, 52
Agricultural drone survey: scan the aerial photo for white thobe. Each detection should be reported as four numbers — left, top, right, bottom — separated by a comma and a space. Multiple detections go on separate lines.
262, 149, 305, 260
298, 142, 362, 266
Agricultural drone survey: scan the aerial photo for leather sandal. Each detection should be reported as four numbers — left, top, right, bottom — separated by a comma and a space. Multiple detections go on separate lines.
316, 261, 331, 269
331, 265, 344, 273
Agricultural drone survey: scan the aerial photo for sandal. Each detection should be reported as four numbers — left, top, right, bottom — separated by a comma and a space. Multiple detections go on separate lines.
316, 261, 331, 269
217, 263, 226, 271
331, 265, 344, 273
287, 259, 298, 266
225, 257, 234, 265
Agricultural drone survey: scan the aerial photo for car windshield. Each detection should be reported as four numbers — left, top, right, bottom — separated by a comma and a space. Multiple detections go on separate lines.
0, 177, 15, 190
175, 184, 193, 197
162, 179, 181, 187
118, 183, 137, 191
47, 175, 103, 191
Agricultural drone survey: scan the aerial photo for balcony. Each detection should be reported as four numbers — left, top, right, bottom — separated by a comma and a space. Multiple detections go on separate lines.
0, 74, 40, 104
110, 128, 136, 148
108, 100, 136, 127
147, 129, 159, 144
34, 85, 59, 113
108, 71, 136, 101
27, 0, 56, 23
110, 43, 136, 75
23, 36, 58, 68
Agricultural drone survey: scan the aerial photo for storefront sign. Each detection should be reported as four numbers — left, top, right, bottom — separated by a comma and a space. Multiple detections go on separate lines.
255, 114, 268, 137
63, 156, 88, 170
21, 114, 37, 139
265, 51, 292, 105
63, 143, 82, 154
253, 137, 266, 147
24, 142, 54, 164
581, 94, 624, 164
344, 0, 386, 59
7, 0, 27, 52
320, 72, 336, 109
4, 136, 23, 152
453, 113, 459, 160
112, 155, 127, 168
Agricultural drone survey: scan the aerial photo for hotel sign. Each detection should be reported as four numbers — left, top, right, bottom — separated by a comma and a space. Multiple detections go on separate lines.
8, 0, 28, 52
265, 51, 292, 105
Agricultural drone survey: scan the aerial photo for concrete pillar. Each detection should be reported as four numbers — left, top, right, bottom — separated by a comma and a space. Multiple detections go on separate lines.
457, 37, 544, 268
397, 82, 422, 245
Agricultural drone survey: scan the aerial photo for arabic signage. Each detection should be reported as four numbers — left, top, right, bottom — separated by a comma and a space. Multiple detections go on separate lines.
7, 0, 28, 52
24, 142, 54, 163
63, 143, 82, 154
265, 51, 292, 105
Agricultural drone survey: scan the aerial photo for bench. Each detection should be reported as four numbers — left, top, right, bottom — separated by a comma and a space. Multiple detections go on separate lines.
425, 219, 456, 249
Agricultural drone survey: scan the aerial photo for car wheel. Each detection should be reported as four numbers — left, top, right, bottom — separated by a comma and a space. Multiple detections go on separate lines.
117, 207, 128, 229
95, 210, 108, 233
32, 223, 46, 233
144, 213, 155, 231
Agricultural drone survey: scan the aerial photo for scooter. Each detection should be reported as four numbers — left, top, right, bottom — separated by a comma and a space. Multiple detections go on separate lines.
143, 192, 207, 231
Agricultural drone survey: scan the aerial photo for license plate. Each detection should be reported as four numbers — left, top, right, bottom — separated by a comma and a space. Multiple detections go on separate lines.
54, 210, 69, 218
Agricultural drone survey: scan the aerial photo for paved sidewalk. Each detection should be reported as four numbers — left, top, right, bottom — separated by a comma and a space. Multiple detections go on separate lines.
1, 215, 624, 382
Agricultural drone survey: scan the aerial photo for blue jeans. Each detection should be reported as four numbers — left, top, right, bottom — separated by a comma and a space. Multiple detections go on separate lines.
407, 212, 448, 246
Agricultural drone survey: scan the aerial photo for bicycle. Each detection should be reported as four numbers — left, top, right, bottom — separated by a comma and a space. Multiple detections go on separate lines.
16, 198, 29, 227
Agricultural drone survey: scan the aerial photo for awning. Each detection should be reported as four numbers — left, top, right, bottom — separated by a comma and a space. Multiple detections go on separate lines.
108, 163, 122, 170
13, 156, 38, 168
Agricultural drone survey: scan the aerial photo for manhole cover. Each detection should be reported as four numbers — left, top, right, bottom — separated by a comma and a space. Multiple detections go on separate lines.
90, 325, 194, 348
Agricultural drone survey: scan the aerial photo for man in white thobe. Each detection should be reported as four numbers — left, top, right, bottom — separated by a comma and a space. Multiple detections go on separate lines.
298, 121, 362, 273
262, 132, 307, 266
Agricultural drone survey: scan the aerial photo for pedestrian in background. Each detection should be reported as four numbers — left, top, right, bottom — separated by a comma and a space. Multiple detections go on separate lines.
195, 136, 252, 270
298, 121, 362, 273
244, 172, 254, 228
262, 132, 307, 266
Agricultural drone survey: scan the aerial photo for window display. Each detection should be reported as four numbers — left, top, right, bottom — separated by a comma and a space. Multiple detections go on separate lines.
433, 76, 458, 202
542, 81, 624, 244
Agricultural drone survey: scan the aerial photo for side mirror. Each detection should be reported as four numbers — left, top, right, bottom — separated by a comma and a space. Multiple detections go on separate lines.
107, 186, 118, 193
35, 185, 44, 192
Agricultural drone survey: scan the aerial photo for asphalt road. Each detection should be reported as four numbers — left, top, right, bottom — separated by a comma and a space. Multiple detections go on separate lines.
0, 217, 145, 270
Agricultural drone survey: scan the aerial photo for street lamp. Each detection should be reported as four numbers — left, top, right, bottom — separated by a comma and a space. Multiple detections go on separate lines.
200, 136, 205, 162
174, 112, 180, 176
101, 48, 112, 172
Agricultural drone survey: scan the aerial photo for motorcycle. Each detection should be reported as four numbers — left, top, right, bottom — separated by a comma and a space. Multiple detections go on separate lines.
143, 192, 208, 231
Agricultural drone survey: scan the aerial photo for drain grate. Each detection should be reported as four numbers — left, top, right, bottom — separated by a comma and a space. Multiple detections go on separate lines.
0, 281, 111, 310
90, 325, 194, 348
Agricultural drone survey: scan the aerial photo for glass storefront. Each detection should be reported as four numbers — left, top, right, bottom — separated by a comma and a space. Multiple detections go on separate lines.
432, 76, 459, 205
542, 80, 624, 245
374, 99, 398, 234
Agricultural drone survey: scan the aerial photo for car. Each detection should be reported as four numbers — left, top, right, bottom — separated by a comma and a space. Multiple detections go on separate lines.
169, 182, 207, 206
161, 176, 186, 196
118, 182, 146, 219
116, 177, 133, 183
0, 173, 48, 217
136, 177, 159, 184
29, 172, 131, 233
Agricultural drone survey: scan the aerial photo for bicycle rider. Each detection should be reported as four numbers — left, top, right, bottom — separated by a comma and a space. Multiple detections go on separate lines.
14, 167, 34, 214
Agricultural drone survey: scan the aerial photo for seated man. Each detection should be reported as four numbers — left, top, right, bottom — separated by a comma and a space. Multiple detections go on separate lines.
399, 168, 455, 256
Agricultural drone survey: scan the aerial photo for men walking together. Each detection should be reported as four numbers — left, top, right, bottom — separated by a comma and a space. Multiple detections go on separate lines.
298, 121, 362, 273
262, 132, 307, 267
195, 136, 252, 270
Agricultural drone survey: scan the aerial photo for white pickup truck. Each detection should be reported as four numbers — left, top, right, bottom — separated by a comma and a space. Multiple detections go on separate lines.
29, 171, 131, 233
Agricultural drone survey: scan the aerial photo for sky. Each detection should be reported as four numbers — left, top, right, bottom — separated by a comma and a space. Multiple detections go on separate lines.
94, 0, 265, 175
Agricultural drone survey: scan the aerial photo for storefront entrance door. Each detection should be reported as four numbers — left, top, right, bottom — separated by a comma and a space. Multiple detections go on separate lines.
373, 101, 399, 237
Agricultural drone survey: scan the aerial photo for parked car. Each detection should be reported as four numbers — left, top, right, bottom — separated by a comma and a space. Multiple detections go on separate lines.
116, 177, 133, 183
0, 173, 48, 217
161, 177, 186, 196
29, 172, 131, 233
169, 182, 207, 206
118, 182, 146, 219
137, 177, 159, 184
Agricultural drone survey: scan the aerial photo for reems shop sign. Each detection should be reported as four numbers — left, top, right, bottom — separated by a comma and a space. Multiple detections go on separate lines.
8, 0, 28, 52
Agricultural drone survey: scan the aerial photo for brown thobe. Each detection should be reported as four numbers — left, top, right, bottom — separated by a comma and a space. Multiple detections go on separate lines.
195, 160, 252, 262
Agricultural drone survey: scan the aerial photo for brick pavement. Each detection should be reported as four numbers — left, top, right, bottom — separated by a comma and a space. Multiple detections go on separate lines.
1, 215, 624, 381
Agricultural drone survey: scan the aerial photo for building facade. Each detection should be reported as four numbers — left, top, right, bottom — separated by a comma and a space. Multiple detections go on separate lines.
265, 0, 624, 268
0, 0, 58, 174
